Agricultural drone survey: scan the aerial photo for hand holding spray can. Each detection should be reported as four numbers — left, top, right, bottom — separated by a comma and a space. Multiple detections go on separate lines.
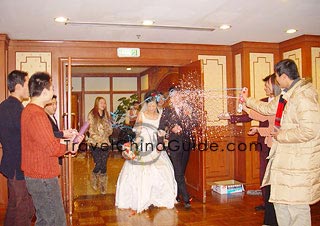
237, 87, 248, 113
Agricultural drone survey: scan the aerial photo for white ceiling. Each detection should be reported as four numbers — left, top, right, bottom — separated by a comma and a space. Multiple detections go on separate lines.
1, 0, 320, 45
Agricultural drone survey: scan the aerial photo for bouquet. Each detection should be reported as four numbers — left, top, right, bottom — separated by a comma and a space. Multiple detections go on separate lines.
121, 142, 140, 160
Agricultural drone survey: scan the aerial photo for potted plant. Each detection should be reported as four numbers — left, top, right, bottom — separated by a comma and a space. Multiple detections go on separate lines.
112, 94, 139, 123
110, 94, 139, 146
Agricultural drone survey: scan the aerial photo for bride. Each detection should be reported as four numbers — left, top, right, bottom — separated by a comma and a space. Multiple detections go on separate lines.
115, 90, 177, 214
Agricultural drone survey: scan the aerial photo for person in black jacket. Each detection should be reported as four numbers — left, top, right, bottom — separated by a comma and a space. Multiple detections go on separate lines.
0, 70, 35, 226
44, 95, 76, 165
158, 86, 198, 209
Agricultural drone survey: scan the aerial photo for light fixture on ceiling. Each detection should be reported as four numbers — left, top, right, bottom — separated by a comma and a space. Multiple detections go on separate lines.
54, 17, 69, 23
219, 24, 231, 30
286, 29, 297, 34
142, 20, 154, 26
54, 17, 215, 31
126, 67, 132, 71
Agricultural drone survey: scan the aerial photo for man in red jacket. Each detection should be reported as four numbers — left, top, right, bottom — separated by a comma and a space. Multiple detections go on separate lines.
21, 72, 84, 226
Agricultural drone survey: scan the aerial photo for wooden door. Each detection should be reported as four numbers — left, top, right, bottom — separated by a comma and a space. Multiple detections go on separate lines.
71, 93, 81, 130
179, 60, 206, 203
156, 72, 181, 94
157, 60, 206, 203
60, 58, 74, 214
0, 146, 7, 210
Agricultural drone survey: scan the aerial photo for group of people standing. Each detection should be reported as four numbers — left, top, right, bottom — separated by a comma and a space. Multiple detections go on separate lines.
0, 70, 84, 226
88, 59, 320, 226
220, 59, 320, 226
0, 58, 319, 226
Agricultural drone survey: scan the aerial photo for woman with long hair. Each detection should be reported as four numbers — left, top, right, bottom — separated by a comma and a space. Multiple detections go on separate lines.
87, 97, 113, 194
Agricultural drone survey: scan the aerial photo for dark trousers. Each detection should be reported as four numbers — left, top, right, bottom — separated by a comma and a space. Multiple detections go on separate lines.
260, 147, 278, 225
91, 147, 109, 174
169, 140, 191, 203
264, 185, 278, 226
259, 145, 269, 203
4, 178, 34, 226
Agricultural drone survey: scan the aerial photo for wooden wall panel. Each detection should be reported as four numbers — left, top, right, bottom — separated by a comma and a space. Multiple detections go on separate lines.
0, 34, 8, 210
283, 49, 302, 75
233, 135, 260, 188
15, 52, 51, 75
232, 42, 279, 188
140, 74, 148, 91
235, 54, 242, 91
0, 146, 6, 211
311, 47, 320, 97
234, 137, 246, 183
0, 35, 8, 102
279, 35, 320, 77
249, 53, 274, 127
198, 55, 227, 127
205, 136, 234, 189
234, 54, 244, 126
249, 53, 274, 100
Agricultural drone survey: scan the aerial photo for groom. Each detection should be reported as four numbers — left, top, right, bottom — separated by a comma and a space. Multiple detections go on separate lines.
158, 86, 197, 209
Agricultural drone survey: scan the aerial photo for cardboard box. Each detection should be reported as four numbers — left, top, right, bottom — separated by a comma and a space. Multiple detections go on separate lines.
210, 180, 245, 194
210, 190, 244, 203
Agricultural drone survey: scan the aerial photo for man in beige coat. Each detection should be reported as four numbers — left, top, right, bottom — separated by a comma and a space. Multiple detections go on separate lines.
243, 59, 320, 226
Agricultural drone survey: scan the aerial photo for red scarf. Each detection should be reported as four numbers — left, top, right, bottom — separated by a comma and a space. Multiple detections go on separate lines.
274, 94, 287, 128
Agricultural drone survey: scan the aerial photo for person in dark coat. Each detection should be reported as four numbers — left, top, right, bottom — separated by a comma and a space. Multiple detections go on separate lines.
44, 95, 76, 165
158, 86, 198, 209
0, 70, 35, 226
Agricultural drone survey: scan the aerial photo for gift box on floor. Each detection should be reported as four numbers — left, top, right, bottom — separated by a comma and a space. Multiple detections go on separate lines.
210, 190, 244, 203
209, 180, 245, 194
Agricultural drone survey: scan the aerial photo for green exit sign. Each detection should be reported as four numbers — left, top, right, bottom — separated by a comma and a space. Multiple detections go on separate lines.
117, 48, 140, 57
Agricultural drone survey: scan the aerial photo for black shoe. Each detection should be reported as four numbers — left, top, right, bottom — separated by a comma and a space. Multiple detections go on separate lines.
184, 202, 191, 209
254, 205, 265, 211
176, 196, 181, 203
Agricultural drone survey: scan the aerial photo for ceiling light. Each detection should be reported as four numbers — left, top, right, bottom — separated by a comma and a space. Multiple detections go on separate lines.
219, 24, 231, 30
142, 20, 154, 26
54, 17, 69, 23
126, 67, 132, 71
286, 29, 297, 34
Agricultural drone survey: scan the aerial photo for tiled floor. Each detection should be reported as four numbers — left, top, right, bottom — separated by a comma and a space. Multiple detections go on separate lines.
1, 151, 320, 226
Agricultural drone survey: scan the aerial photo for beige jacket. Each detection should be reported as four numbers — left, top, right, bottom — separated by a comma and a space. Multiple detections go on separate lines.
87, 112, 113, 146
246, 79, 320, 205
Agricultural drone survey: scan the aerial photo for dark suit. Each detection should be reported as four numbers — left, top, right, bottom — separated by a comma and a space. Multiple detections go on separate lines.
230, 97, 277, 226
158, 106, 197, 204
47, 115, 64, 165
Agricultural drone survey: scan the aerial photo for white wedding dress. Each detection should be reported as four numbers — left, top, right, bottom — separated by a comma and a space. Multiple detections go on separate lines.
115, 112, 177, 213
